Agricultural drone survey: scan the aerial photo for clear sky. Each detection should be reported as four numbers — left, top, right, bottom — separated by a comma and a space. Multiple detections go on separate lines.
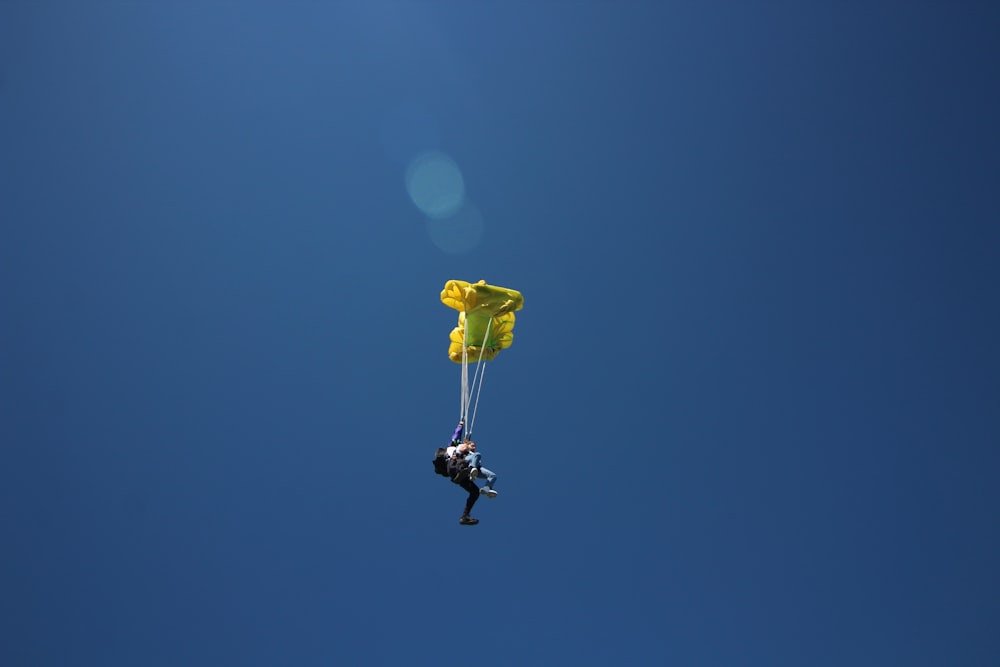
2, 2, 998, 666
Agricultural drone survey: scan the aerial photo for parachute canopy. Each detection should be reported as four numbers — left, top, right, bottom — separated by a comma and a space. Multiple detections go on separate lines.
441, 279, 523, 363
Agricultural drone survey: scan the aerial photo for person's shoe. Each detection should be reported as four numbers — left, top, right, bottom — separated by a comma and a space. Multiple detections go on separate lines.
468, 467, 479, 480
480, 488, 498, 498
459, 515, 479, 525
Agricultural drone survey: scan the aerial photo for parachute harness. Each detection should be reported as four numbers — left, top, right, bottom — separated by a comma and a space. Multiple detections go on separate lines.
460, 315, 492, 439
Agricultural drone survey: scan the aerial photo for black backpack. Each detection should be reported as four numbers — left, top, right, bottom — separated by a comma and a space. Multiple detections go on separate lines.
432, 448, 450, 477
433, 447, 470, 483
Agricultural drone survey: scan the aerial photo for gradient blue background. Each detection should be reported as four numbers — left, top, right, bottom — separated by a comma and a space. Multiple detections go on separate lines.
2, 2, 998, 665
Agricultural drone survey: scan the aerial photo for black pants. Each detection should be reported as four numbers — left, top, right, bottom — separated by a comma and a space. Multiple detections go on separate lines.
454, 475, 479, 516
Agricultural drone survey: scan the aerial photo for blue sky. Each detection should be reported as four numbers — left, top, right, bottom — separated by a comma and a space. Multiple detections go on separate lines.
2, 2, 998, 666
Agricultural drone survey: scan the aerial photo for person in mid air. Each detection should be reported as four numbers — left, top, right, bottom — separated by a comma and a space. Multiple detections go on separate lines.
446, 421, 479, 525
445, 421, 498, 526
454, 439, 498, 499
447, 420, 499, 498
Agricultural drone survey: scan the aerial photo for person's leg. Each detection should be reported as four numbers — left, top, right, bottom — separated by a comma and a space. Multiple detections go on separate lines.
464, 452, 482, 480
478, 466, 497, 490
476, 467, 498, 498
460, 478, 479, 517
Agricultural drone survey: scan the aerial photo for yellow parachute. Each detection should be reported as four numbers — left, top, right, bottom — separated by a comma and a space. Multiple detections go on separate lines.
441, 279, 524, 433
440, 279, 524, 363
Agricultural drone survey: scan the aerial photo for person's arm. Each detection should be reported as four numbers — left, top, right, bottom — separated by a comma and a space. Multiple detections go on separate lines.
450, 421, 464, 445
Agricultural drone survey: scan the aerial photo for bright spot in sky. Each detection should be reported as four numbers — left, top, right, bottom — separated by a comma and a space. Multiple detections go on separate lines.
426, 203, 485, 254
405, 152, 465, 219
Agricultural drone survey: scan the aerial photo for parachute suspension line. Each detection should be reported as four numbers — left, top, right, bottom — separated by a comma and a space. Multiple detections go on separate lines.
469, 360, 487, 437
465, 317, 493, 439
460, 319, 470, 424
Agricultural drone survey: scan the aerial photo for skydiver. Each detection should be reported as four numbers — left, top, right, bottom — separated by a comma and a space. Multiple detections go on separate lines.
446, 421, 480, 525
444, 422, 499, 525
455, 439, 498, 499
447, 420, 499, 498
